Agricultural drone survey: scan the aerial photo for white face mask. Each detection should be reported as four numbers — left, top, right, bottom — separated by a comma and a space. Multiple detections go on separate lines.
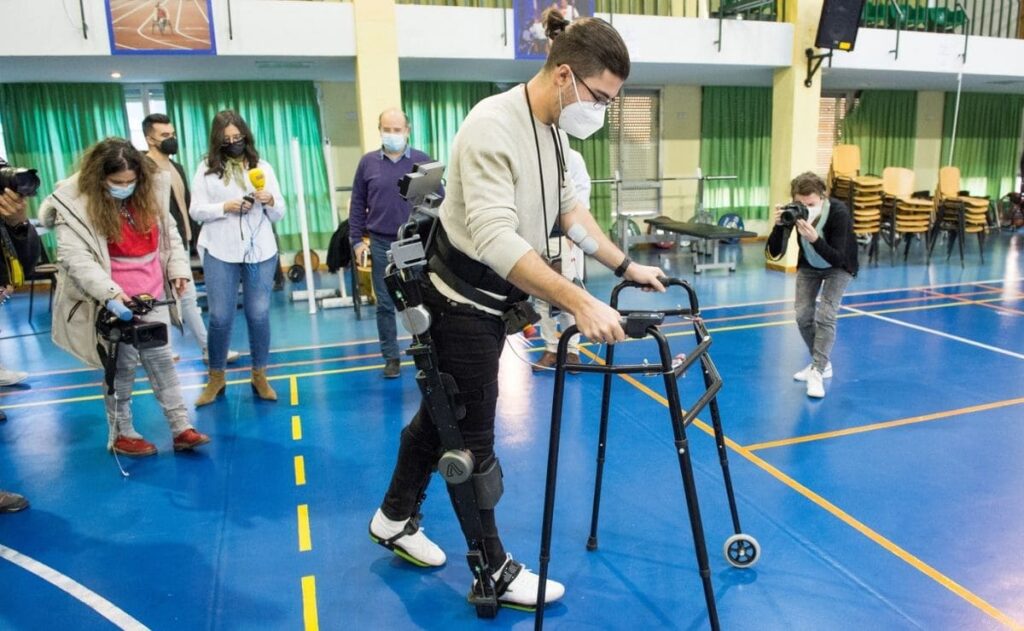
381, 133, 407, 154
107, 183, 136, 200
806, 202, 823, 222
558, 71, 607, 140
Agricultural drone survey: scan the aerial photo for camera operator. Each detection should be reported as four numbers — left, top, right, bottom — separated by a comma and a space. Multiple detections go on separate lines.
0, 167, 39, 513
41, 138, 210, 456
766, 172, 858, 399
368, 9, 664, 610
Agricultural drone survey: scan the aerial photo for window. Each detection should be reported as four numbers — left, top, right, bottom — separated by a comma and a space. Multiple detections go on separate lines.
817, 91, 859, 177
0, 121, 7, 160
123, 85, 167, 150
609, 89, 661, 214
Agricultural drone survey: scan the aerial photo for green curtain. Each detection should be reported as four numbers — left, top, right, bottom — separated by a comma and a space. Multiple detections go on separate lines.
0, 83, 129, 256
940, 92, 1024, 199
164, 81, 333, 250
401, 81, 498, 167
699, 86, 772, 221
595, 0, 674, 15
569, 125, 612, 229
840, 90, 917, 176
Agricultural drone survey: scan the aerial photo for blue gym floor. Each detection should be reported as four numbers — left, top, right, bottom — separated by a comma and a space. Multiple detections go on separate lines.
1, 233, 1022, 630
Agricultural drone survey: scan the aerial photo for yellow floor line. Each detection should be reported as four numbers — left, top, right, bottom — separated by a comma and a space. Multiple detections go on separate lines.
297, 505, 312, 552
301, 575, 319, 631
292, 416, 303, 441
294, 455, 307, 486
577, 346, 1022, 629
290, 376, 299, 406
745, 397, 1024, 451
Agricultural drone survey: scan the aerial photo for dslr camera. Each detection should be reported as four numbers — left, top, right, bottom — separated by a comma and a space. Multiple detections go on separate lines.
0, 158, 41, 198
96, 294, 171, 349
778, 201, 809, 228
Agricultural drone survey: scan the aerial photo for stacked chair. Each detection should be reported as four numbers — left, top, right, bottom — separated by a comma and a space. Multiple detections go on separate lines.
927, 166, 990, 266
880, 167, 934, 263
829, 145, 884, 264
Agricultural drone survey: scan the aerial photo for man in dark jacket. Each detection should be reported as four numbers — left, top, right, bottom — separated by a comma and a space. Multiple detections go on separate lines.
766, 171, 858, 399
0, 169, 39, 513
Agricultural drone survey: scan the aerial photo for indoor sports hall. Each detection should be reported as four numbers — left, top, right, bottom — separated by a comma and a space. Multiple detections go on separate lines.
1, 1, 1023, 630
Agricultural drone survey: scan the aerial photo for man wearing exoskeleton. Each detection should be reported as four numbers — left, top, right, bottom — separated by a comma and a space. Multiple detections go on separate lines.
368, 9, 665, 616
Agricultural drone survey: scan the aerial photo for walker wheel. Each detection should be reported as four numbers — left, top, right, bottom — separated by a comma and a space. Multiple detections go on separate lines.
723, 533, 760, 568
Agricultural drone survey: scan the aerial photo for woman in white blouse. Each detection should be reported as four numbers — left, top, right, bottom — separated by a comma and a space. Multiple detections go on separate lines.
190, 110, 285, 405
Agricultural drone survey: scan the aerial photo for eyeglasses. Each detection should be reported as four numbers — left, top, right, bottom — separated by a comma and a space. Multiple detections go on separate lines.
572, 69, 616, 111
222, 135, 245, 144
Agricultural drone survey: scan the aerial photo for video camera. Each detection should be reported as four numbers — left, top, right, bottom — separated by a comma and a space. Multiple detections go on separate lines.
0, 158, 41, 198
778, 202, 809, 228
96, 294, 172, 350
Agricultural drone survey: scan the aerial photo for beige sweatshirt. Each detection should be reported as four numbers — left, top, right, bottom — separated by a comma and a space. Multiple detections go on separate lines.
433, 83, 577, 311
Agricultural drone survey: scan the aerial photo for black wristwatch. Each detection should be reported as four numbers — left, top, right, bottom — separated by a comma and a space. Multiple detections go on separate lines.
613, 256, 632, 278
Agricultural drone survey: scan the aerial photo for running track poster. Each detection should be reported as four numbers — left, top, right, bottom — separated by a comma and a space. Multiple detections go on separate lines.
106, 0, 217, 55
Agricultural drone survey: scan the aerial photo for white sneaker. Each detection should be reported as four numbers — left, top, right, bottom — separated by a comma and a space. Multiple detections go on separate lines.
477, 553, 565, 609
202, 350, 242, 365
369, 508, 446, 567
806, 367, 825, 398
0, 367, 28, 386
793, 362, 832, 381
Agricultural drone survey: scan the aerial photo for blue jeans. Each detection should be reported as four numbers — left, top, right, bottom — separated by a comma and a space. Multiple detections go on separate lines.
370, 235, 400, 361
795, 267, 853, 371
203, 253, 277, 370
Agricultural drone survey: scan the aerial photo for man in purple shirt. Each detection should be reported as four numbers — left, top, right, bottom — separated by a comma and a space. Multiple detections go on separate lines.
350, 109, 439, 378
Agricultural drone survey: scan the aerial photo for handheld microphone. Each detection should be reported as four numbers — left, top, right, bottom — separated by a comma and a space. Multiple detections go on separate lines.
106, 299, 133, 321
248, 168, 265, 192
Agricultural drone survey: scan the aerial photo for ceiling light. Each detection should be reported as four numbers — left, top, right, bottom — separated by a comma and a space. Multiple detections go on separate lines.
111, 72, 122, 79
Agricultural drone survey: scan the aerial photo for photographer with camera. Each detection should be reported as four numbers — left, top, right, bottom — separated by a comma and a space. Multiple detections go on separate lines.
766, 172, 858, 399
368, 9, 664, 611
1, 159, 41, 512
41, 138, 210, 456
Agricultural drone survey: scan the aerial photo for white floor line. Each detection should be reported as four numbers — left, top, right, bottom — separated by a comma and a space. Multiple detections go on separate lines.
0, 544, 149, 630
841, 304, 1024, 361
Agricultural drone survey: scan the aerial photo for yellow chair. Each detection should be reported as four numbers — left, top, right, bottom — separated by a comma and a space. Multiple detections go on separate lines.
927, 166, 990, 266
880, 167, 934, 262
831, 145, 884, 264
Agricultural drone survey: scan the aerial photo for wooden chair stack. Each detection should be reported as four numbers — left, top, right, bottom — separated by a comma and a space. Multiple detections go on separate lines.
829, 145, 884, 263
927, 166, 990, 266
880, 167, 934, 262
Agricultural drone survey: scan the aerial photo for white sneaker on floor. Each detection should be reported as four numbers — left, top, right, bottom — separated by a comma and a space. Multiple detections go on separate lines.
0, 367, 28, 386
202, 350, 242, 365
476, 553, 565, 609
806, 367, 826, 398
369, 508, 446, 567
793, 362, 832, 381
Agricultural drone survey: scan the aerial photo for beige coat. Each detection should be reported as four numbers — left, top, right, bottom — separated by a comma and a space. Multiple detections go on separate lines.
41, 172, 190, 369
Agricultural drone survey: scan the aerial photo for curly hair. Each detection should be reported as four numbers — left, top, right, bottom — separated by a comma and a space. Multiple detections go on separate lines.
78, 138, 160, 242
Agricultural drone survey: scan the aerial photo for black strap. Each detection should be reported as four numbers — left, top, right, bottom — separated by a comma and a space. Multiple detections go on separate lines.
493, 557, 523, 596
429, 253, 513, 313
433, 226, 522, 298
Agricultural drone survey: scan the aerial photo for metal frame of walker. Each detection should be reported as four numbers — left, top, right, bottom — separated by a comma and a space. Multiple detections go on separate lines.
534, 277, 760, 630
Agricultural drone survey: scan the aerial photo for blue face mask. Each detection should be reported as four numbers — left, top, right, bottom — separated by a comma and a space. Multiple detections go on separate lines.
107, 183, 136, 200
381, 133, 407, 154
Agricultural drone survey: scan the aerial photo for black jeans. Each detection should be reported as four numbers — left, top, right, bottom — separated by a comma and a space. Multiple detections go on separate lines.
381, 283, 507, 564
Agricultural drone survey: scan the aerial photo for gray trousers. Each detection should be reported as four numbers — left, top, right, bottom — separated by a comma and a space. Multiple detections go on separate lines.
794, 267, 853, 372
102, 305, 192, 447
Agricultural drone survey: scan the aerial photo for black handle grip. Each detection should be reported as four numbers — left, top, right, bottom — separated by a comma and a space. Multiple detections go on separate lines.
609, 276, 700, 314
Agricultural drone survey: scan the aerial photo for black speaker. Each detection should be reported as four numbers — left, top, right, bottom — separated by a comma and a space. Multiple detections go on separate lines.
815, 0, 868, 51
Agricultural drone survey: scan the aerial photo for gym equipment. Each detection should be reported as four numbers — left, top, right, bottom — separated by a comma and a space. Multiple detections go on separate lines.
534, 278, 760, 630
643, 217, 756, 273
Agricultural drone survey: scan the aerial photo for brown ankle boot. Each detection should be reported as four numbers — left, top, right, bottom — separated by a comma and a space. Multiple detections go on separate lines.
195, 370, 226, 408
251, 368, 277, 402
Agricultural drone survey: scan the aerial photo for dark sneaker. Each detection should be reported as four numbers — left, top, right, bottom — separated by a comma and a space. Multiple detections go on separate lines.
0, 490, 28, 513
173, 428, 211, 452
383, 359, 401, 379
532, 351, 558, 372
111, 436, 157, 457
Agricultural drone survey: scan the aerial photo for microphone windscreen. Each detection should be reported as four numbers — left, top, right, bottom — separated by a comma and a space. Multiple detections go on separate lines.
248, 168, 265, 191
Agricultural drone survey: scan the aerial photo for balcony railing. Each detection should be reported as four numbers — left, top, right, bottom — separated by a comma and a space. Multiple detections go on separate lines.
861, 0, 1022, 39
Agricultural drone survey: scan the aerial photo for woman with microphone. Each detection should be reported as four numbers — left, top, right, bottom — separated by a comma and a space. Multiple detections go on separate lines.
190, 110, 285, 406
